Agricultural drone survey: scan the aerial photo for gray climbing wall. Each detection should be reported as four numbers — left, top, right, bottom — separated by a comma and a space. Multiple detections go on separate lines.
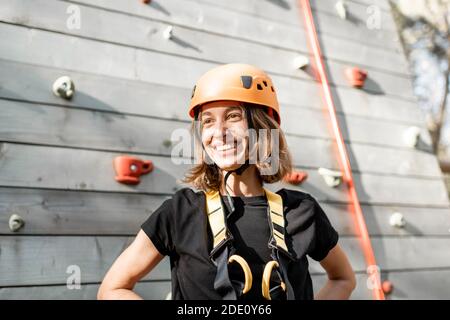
0, 0, 449, 299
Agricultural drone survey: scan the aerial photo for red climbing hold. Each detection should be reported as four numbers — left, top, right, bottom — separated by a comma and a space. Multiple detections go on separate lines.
382, 280, 393, 294
113, 156, 153, 185
345, 67, 368, 88
284, 171, 308, 185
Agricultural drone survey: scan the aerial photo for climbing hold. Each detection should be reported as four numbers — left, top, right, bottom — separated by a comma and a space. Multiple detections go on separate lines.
142, 0, 151, 3
382, 280, 393, 294
318, 167, 342, 188
345, 67, 368, 88
293, 55, 309, 70
284, 171, 308, 185
113, 156, 153, 185
335, 1, 347, 20
52, 76, 75, 100
403, 126, 421, 148
163, 25, 174, 40
9, 214, 25, 232
389, 212, 406, 228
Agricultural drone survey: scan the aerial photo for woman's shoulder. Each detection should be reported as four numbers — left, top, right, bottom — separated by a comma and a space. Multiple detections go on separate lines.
276, 188, 318, 208
275, 188, 320, 229
166, 187, 206, 213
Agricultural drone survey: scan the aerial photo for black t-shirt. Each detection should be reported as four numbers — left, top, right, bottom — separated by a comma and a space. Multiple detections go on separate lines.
141, 188, 339, 300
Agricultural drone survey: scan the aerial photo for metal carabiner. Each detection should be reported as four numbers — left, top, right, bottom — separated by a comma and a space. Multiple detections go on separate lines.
228, 254, 253, 295
262, 260, 286, 300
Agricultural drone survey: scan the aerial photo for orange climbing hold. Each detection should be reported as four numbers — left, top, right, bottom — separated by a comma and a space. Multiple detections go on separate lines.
382, 280, 393, 294
345, 67, 368, 88
284, 171, 308, 185
113, 156, 153, 185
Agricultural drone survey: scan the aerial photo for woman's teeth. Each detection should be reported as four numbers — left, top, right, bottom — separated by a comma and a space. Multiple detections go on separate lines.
216, 144, 234, 151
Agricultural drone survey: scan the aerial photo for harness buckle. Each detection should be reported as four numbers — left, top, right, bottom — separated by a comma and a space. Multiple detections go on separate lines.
262, 260, 286, 300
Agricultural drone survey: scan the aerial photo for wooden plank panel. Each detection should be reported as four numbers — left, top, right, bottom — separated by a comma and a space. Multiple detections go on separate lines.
311, 0, 393, 20
0, 14, 413, 99
68, 0, 397, 47
270, 169, 449, 206
0, 24, 416, 101
0, 59, 425, 126
0, 280, 171, 300
64, 0, 312, 54
0, 187, 169, 235
1, 143, 447, 206
8, 96, 437, 175
0, 0, 409, 76
313, 269, 450, 300
328, 86, 425, 126
350, 0, 391, 11
0, 99, 189, 157
284, 106, 431, 150
308, 237, 450, 274
1, 187, 449, 236
311, 1, 400, 35
3, 235, 450, 290
345, 142, 443, 178
0, 143, 189, 194
0, 100, 337, 173
0, 236, 171, 286
325, 61, 414, 99
287, 135, 442, 178
194, 0, 397, 30
0, 59, 192, 121
66, 0, 404, 67
7, 270, 450, 300
322, 202, 450, 237
380, 269, 450, 299
311, 273, 373, 299
337, 114, 433, 149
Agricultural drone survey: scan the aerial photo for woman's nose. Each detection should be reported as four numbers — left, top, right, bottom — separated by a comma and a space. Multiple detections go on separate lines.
211, 120, 229, 139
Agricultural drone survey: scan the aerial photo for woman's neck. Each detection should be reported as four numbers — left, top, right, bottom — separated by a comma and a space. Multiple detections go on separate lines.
220, 165, 264, 197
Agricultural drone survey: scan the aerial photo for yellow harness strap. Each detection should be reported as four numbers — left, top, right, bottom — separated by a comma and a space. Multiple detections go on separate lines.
264, 188, 289, 253
205, 190, 228, 249
204, 188, 288, 254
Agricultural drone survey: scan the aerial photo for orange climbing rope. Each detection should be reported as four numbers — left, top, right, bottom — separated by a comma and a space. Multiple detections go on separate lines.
298, 0, 385, 300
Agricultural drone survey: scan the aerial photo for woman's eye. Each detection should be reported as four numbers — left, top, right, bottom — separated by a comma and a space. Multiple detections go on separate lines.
202, 118, 213, 125
227, 113, 242, 120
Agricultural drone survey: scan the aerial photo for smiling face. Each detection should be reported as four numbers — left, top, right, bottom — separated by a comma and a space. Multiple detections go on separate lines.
199, 100, 249, 171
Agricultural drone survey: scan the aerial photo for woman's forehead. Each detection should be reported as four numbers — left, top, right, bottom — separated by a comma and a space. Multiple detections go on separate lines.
201, 101, 243, 114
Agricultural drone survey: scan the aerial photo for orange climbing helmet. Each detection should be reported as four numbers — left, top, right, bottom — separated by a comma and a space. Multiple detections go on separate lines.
189, 63, 281, 124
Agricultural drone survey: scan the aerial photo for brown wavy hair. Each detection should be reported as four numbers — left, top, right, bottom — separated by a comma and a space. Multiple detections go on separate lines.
184, 103, 292, 192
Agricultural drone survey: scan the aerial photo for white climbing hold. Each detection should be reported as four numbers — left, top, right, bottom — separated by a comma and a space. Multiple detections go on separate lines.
9, 214, 25, 232
335, 1, 347, 20
293, 55, 309, 70
163, 25, 174, 40
403, 126, 421, 148
389, 212, 406, 228
53, 76, 75, 100
318, 167, 343, 188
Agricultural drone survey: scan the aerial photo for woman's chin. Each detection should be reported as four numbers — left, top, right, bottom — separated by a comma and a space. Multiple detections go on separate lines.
214, 158, 246, 172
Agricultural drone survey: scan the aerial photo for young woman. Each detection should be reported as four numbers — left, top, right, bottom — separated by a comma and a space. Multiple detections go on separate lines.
98, 64, 356, 300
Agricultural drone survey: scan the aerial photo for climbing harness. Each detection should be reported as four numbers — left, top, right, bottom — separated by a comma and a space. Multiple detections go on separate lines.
205, 187, 294, 300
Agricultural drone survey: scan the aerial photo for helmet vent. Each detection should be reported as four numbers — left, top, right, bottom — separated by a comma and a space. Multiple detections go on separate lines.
241, 76, 253, 89
271, 86, 274, 92
257, 84, 263, 90
263, 80, 268, 87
